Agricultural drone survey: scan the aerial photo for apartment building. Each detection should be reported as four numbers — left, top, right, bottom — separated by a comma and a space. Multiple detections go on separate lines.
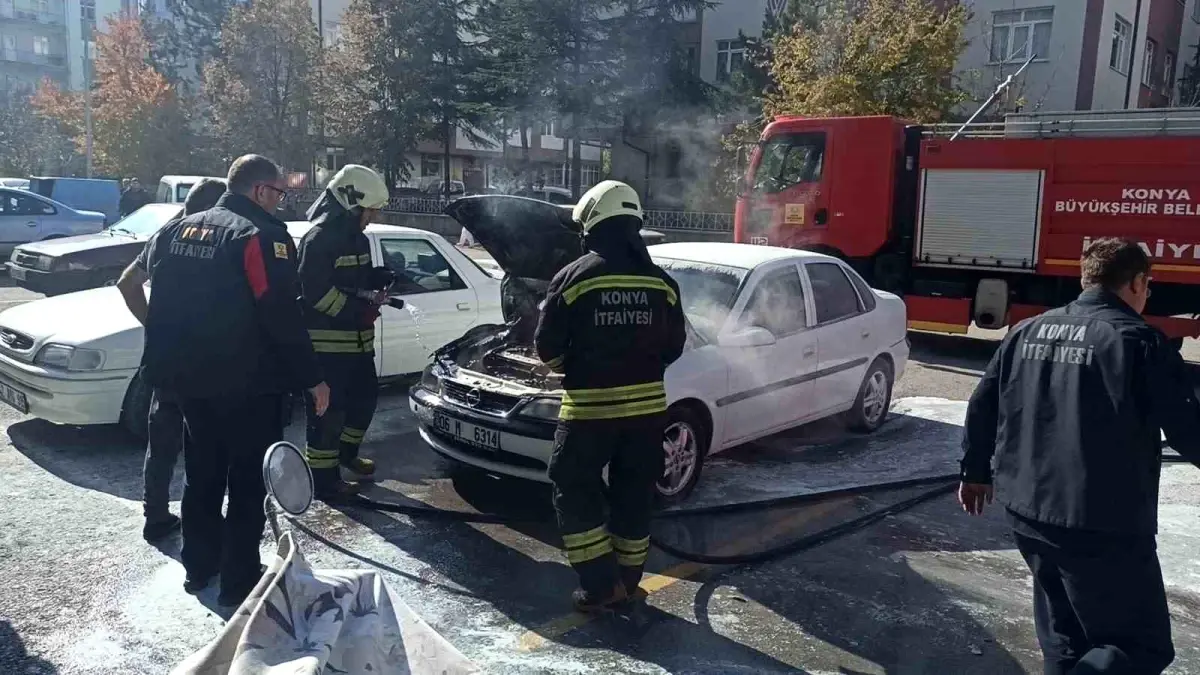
0, 0, 71, 96
699, 0, 1194, 112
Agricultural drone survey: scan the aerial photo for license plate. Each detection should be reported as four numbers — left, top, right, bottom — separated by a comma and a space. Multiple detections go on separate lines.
0, 380, 28, 413
749, 236, 769, 246
433, 413, 500, 451
9, 266, 25, 281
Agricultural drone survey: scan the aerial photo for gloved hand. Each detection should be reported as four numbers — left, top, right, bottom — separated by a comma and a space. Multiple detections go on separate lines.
367, 266, 396, 291
362, 304, 382, 326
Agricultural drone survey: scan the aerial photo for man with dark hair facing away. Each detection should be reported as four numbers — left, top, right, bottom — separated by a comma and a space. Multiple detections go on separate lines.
121, 154, 330, 606
118, 177, 227, 542
960, 237, 1200, 674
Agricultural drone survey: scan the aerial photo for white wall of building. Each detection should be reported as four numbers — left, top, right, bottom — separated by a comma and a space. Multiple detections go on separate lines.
65, 0, 122, 91
957, 1, 1087, 113
698, 0, 768, 84
1090, 0, 1152, 109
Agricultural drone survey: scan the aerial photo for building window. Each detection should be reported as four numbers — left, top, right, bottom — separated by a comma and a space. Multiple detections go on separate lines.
420, 155, 441, 178
323, 21, 343, 48
1164, 50, 1176, 96
684, 45, 698, 76
33, 36, 49, 55
990, 7, 1053, 62
80, 0, 96, 37
1110, 15, 1132, 73
715, 39, 745, 83
582, 163, 599, 188
539, 119, 556, 137
1143, 39, 1157, 86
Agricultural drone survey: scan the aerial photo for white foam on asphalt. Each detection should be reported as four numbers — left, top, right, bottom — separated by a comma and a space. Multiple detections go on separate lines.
673, 397, 968, 511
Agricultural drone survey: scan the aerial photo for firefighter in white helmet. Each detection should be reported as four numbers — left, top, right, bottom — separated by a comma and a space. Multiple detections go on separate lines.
298, 165, 394, 500
535, 180, 687, 613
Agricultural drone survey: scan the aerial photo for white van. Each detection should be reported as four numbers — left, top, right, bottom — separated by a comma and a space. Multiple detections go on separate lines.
156, 175, 225, 204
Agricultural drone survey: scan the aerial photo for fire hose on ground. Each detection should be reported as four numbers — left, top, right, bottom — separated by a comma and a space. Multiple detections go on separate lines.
310, 450, 1190, 568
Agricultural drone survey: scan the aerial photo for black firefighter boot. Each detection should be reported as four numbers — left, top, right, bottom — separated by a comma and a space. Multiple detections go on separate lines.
620, 565, 650, 604
572, 582, 630, 615
313, 467, 361, 503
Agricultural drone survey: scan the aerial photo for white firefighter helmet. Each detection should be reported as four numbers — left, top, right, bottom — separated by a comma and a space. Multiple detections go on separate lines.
326, 164, 389, 211
572, 180, 643, 233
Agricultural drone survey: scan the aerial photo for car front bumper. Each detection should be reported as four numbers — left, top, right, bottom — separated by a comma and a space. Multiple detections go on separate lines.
0, 349, 135, 425
6, 263, 100, 296
408, 384, 556, 484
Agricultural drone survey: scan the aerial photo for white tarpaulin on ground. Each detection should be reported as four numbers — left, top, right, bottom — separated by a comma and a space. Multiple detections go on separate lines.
172, 532, 480, 675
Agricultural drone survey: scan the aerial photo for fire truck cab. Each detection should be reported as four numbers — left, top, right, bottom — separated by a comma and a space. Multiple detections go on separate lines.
734, 110, 1200, 340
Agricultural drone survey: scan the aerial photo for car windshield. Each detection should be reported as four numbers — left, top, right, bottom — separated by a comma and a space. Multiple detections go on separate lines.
655, 258, 748, 340
109, 203, 183, 236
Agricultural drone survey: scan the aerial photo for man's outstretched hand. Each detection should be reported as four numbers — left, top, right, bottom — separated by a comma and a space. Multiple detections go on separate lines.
958, 482, 994, 516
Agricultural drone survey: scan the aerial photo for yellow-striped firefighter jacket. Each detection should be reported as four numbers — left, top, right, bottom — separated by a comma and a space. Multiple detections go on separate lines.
534, 249, 686, 421
296, 215, 376, 355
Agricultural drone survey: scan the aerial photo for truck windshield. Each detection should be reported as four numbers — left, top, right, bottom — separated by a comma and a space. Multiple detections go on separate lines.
752, 132, 825, 194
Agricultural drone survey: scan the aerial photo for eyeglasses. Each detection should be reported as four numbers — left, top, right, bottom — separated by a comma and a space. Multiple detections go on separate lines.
260, 184, 287, 199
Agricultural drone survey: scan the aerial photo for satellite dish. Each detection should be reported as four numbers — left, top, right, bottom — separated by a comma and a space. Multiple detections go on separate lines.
262, 441, 314, 517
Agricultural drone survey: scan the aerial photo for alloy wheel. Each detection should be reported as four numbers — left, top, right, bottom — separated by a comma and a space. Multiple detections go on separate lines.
862, 369, 889, 426
660, 420, 698, 497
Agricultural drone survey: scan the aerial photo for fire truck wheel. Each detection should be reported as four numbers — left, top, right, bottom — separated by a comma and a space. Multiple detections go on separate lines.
846, 358, 893, 433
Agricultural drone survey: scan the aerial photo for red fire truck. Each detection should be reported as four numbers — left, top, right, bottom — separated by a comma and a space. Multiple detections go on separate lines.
733, 109, 1200, 343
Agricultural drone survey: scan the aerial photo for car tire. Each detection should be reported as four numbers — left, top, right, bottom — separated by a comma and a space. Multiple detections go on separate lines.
120, 371, 152, 441
657, 404, 709, 506
846, 358, 893, 433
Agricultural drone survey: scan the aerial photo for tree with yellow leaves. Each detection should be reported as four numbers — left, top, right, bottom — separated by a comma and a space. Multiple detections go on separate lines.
31, 16, 193, 181
764, 0, 970, 121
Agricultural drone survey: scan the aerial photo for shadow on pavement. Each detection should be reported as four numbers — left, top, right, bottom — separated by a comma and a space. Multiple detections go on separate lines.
7, 419, 149, 501
907, 330, 1000, 372
0, 620, 58, 674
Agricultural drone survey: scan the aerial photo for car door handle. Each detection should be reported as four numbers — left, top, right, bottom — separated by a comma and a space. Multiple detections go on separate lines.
456, 302, 472, 311
861, 330, 870, 339
802, 346, 816, 358
25, 221, 36, 228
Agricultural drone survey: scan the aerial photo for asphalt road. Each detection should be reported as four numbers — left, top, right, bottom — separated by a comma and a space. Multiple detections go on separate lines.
2, 272, 1200, 674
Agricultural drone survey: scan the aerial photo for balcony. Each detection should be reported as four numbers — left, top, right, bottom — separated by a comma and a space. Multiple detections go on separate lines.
0, 50, 67, 68
0, 6, 67, 27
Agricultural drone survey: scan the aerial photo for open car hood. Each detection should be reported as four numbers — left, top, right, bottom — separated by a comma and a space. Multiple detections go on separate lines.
444, 195, 582, 282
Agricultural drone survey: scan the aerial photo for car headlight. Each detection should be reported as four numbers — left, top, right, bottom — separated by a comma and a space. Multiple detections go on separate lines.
37, 255, 53, 271
518, 397, 561, 421
34, 343, 106, 371
419, 364, 441, 392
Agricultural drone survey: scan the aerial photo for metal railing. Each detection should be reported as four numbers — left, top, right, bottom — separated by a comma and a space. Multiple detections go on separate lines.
288, 188, 734, 232
925, 108, 1200, 139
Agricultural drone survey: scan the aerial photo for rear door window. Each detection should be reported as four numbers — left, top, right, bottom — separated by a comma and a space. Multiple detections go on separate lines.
807, 262, 863, 324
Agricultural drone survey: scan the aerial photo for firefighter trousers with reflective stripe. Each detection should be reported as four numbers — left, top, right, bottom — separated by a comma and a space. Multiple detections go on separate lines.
304, 352, 378, 489
548, 412, 666, 596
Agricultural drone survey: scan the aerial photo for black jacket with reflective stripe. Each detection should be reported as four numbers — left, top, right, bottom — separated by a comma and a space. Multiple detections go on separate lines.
139, 192, 321, 398
297, 194, 375, 355
961, 288, 1200, 534
534, 223, 686, 420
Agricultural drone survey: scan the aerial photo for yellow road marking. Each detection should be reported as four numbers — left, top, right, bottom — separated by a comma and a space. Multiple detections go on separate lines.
907, 320, 968, 334
516, 498, 851, 652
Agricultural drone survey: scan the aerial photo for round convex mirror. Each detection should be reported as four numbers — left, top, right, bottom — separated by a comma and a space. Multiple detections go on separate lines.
262, 441, 314, 516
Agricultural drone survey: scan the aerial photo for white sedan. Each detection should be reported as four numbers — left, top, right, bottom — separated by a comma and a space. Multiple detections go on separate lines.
410, 198, 910, 503
0, 224, 503, 437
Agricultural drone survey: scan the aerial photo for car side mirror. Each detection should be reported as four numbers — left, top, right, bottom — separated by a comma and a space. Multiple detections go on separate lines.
719, 326, 776, 348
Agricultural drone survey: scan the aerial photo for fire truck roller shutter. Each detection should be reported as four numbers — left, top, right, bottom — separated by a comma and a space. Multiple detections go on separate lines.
917, 169, 1044, 270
